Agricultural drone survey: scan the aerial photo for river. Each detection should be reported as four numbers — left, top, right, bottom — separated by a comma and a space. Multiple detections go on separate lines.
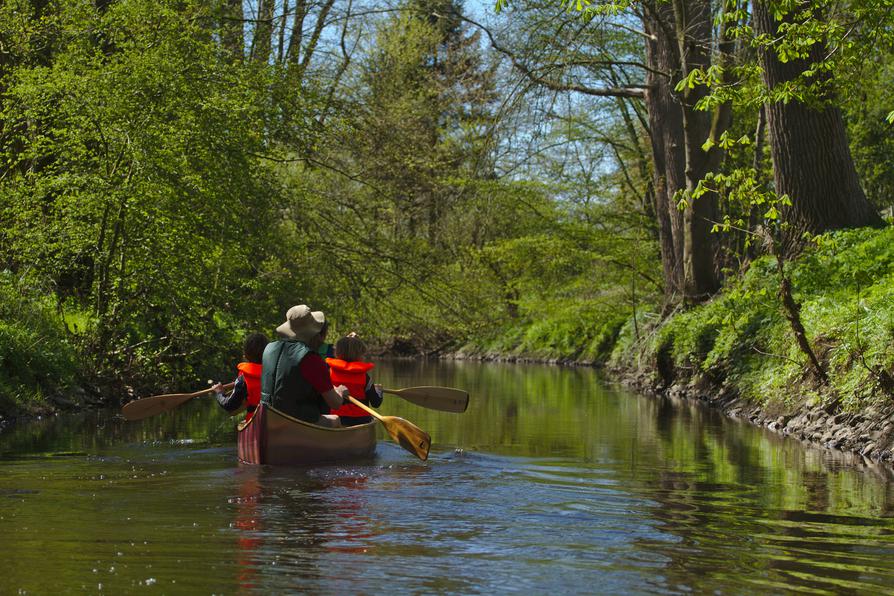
2, 360, 894, 594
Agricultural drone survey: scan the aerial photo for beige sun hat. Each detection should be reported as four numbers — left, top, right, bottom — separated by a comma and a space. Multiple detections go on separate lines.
276, 305, 326, 342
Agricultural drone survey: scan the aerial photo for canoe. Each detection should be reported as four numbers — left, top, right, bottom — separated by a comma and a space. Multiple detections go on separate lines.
237, 403, 377, 465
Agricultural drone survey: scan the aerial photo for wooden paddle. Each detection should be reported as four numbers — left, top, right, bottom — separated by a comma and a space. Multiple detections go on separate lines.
346, 395, 431, 461
383, 386, 469, 413
121, 382, 235, 421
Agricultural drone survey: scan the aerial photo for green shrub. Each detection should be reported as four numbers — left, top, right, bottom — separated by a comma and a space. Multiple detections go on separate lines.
637, 226, 894, 409
0, 272, 80, 413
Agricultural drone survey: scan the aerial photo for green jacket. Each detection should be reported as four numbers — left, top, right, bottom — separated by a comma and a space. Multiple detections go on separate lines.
260, 340, 327, 422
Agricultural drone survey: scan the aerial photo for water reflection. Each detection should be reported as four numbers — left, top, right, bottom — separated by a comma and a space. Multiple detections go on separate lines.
2, 360, 894, 593
232, 467, 262, 593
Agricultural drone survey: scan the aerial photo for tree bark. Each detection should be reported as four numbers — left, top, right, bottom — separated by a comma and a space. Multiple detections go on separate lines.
251, 0, 275, 63
286, 0, 308, 65
643, 0, 724, 303
672, 0, 722, 302
219, 0, 244, 63
643, 2, 685, 299
752, 0, 883, 249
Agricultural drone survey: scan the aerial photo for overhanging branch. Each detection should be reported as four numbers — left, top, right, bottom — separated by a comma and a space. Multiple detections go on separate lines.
459, 14, 648, 99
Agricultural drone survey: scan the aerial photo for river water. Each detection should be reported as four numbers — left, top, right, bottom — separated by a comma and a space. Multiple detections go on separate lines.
3, 360, 894, 594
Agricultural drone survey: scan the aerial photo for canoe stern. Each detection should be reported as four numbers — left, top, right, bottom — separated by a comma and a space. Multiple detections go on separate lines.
237, 404, 376, 465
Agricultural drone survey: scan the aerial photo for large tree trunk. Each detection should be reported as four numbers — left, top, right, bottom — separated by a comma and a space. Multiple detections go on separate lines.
643, 2, 686, 299
672, 0, 723, 302
643, 0, 724, 303
752, 0, 883, 247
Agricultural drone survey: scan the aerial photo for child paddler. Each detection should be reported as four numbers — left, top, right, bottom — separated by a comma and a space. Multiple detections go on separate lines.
213, 332, 268, 421
326, 333, 383, 426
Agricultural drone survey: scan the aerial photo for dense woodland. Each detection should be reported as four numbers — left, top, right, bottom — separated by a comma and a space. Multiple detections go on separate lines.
1, 0, 893, 416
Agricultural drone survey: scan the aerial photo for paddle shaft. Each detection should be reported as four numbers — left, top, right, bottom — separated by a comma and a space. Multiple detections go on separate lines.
122, 382, 235, 421
345, 395, 431, 461
346, 395, 386, 423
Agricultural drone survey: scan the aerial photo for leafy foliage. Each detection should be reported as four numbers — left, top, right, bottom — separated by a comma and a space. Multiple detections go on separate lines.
0, 0, 302, 394
632, 228, 894, 410
0, 272, 79, 412
1, 0, 891, 424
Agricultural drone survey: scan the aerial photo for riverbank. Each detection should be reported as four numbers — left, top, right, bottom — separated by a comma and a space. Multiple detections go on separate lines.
617, 369, 894, 463
5, 226, 894, 465
449, 226, 894, 463
0, 273, 83, 420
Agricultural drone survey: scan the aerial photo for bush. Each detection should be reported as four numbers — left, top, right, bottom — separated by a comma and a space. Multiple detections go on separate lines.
0, 272, 81, 414
636, 226, 894, 409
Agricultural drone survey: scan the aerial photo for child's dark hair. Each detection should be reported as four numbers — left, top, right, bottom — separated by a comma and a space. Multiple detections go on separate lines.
335, 335, 366, 362
243, 332, 269, 363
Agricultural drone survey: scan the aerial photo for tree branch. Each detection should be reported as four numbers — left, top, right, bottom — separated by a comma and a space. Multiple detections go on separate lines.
459, 14, 648, 99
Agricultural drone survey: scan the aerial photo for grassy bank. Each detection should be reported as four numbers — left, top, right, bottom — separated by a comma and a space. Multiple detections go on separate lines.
6, 226, 893, 424
458, 226, 894, 417
611, 226, 894, 412
0, 273, 82, 416
454, 296, 632, 364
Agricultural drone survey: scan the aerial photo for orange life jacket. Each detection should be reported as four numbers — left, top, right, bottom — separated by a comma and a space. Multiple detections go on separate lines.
237, 361, 263, 420
326, 358, 375, 418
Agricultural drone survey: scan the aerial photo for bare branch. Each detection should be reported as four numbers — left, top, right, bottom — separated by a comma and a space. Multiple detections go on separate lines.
460, 14, 649, 99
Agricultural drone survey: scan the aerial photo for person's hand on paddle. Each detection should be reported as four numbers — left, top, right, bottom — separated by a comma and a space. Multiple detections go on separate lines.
335, 384, 350, 405
215, 375, 247, 413
321, 384, 351, 410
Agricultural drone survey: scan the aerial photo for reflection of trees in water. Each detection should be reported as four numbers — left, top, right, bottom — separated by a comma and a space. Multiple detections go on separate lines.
623, 395, 894, 592
377, 359, 609, 457
0, 401, 240, 457
11, 360, 894, 592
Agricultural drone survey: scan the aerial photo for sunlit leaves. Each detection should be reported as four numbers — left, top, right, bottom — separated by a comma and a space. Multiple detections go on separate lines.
0, 0, 292, 390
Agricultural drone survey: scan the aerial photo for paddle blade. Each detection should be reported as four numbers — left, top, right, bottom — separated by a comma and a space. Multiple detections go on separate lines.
385, 386, 469, 413
121, 393, 197, 421
381, 416, 431, 461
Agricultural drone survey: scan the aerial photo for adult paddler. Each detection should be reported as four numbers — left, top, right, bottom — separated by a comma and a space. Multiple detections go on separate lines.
260, 305, 349, 426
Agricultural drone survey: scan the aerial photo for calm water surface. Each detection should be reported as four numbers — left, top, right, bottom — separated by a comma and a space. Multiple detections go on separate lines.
3, 360, 894, 594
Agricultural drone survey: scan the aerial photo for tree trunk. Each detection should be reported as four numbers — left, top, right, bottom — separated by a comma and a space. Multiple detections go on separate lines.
752, 0, 883, 248
251, 0, 275, 63
277, 0, 290, 64
287, 0, 308, 65
672, 0, 722, 302
643, 2, 686, 299
643, 0, 724, 303
218, 0, 244, 63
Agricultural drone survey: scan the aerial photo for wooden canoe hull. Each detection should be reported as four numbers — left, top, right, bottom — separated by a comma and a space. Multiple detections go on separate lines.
237, 404, 377, 465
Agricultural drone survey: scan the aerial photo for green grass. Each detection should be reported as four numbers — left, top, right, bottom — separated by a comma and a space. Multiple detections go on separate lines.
613, 226, 894, 410
461, 294, 631, 363
0, 272, 82, 414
